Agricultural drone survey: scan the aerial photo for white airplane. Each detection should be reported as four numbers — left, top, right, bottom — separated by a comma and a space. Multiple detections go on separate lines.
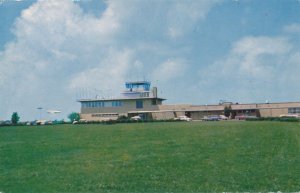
47, 110, 61, 114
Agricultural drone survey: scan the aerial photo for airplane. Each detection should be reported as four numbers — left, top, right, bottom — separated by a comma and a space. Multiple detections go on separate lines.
47, 110, 61, 114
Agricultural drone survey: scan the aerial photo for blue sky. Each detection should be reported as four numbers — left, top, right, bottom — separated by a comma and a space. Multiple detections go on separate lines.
1, 0, 300, 121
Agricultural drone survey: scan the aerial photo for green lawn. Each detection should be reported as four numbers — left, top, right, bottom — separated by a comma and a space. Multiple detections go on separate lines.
0, 121, 299, 192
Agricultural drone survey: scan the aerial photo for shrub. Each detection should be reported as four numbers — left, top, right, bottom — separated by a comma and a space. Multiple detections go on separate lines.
246, 117, 299, 122
105, 119, 117, 125
117, 115, 129, 121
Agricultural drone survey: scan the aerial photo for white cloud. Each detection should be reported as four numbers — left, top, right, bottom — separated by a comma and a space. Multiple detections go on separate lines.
106, 0, 220, 39
197, 36, 299, 103
152, 59, 187, 82
69, 49, 133, 94
166, 0, 220, 38
0, 0, 218, 120
0, 0, 125, 120
283, 23, 300, 33
231, 36, 291, 75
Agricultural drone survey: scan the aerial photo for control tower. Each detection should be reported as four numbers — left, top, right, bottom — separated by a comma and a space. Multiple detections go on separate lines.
122, 81, 157, 99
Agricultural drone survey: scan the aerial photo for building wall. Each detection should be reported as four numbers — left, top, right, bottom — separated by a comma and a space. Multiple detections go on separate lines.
189, 112, 203, 120
256, 103, 300, 117
80, 113, 120, 121
80, 99, 160, 120
152, 112, 175, 120
158, 104, 224, 112
257, 102, 300, 109
79, 101, 300, 121
231, 102, 300, 117
175, 111, 185, 117
259, 108, 288, 117
81, 99, 160, 114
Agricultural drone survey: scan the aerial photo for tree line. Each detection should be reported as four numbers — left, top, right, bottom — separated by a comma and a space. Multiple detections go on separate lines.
2, 112, 80, 125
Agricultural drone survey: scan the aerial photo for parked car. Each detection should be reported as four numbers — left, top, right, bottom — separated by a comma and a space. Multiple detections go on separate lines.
202, 115, 220, 121
219, 115, 229, 120
130, 116, 142, 121
79, 119, 88, 123
174, 115, 192, 121
30, 120, 37, 125
36, 120, 47, 125
235, 115, 257, 120
45, 121, 53, 125
279, 114, 300, 118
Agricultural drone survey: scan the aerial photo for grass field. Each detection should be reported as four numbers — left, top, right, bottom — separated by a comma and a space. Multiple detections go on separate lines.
0, 121, 299, 192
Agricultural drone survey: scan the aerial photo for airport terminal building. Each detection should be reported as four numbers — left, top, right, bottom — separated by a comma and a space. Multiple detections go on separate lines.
78, 81, 300, 121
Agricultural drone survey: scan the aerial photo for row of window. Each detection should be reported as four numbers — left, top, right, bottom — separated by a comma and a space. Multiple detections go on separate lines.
91, 113, 118, 117
82, 100, 145, 109
237, 109, 256, 113
82, 101, 123, 108
288, 107, 300, 114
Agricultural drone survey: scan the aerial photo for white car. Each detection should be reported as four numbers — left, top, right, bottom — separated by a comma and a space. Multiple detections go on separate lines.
219, 115, 229, 120
130, 116, 142, 121
176, 115, 192, 121
279, 114, 300, 118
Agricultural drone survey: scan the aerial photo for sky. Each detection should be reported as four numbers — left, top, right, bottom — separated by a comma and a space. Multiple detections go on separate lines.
1, 0, 300, 121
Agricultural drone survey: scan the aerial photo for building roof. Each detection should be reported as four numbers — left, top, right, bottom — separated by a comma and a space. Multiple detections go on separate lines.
125, 81, 151, 85
158, 104, 224, 111
78, 97, 166, 102
231, 102, 300, 110
157, 102, 300, 111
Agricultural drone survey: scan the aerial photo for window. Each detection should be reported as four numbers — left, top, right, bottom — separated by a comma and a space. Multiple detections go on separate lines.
140, 92, 149, 97
288, 107, 300, 114
118, 101, 123, 106
112, 101, 123, 107
92, 113, 118, 117
136, 100, 143, 109
152, 99, 157, 105
100, 102, 104, 107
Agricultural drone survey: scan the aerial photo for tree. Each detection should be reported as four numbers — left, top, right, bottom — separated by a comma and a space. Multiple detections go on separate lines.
224, 106, 232, 118
68, 112, 80, 122
11, 112, 20, 124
